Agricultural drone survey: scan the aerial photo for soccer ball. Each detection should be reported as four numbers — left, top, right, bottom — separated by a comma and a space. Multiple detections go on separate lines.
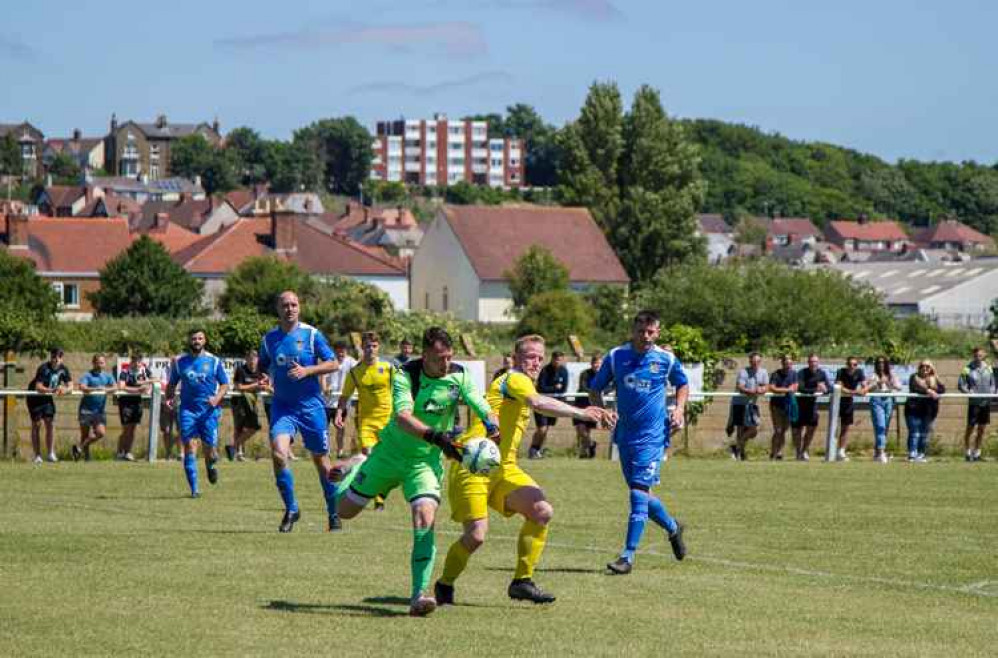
462, 437, 501, 475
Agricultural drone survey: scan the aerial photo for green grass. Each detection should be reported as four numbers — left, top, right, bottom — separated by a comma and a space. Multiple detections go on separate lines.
1, 458, 996, 657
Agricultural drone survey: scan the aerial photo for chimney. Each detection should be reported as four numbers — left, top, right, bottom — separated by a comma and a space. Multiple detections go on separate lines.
212, 116, 220, 134
156, 114, 167, 129
858, 213, 869, 225
153, 212, 168, 229
271, 208, 298, 254
72, 128, 81, 141
8, 213, 29, 249
110, 113, 118, 133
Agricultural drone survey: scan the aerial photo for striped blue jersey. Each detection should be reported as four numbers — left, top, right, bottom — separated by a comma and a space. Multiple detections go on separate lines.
169, 352, 228, 413
257, 322, 333, 407
588, 343, 688, 447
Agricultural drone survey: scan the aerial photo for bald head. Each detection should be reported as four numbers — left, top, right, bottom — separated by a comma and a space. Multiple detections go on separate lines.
277, 290, 300, 327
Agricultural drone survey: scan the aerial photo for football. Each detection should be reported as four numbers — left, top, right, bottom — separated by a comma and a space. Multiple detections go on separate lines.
461, 437, 501, 475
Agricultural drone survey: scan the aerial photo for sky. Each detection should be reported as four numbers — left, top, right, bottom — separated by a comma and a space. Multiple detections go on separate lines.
2, 0, 995, 164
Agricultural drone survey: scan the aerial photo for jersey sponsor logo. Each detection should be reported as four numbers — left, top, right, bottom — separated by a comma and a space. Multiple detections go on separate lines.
624, 373, 651, 392
275, 353, 288, 367
423, 399, 448, 414
649, 362, 660, 373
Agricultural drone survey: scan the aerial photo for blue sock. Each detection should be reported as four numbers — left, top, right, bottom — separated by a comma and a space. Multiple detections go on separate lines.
275, 467, 299, 513
319, 470, 338, 519
183, 453, 198, 494
647, 494, 678, 534
622, 488, 649, 562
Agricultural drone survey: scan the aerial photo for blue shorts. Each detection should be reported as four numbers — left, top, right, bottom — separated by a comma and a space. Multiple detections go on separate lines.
618, 441, 665, 489
179, 407, 220, 447
269, 399, 329, 455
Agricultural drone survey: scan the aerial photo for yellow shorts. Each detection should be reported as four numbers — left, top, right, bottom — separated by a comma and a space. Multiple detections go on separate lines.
447, 461, 538, 523
356, 421, 383, 450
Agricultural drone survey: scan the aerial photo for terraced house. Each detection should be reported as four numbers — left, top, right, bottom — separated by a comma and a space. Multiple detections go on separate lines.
104, 114, 221, 180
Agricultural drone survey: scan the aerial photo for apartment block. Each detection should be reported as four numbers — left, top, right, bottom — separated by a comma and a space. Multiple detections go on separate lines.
370, 114, 524, 188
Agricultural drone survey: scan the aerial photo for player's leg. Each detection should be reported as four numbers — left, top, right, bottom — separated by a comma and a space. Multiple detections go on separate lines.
529, 413, 549, 459
504, 484, 556, 603
268, 403, 301, 531
357, 427, 387, 510
43, 417, 56, 461
337, 443, 398, 520
29, 413, 43, 462
437, 465, 489, 603
299, 404, 340, 531
200, 410, 221, 485
403, 460, 445, 616
181, 436, 200, 498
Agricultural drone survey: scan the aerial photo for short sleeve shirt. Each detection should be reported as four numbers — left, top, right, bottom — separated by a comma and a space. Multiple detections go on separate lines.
117, 362, 150, 405
31, 363, 71, 397
168, 352, 228, 414
79, 370, 115, 414
836, 368, 867, 393
798, 367, 830, 395
769, 368, 798, 392
258, 322, 334, 407
734, 367, 769, 405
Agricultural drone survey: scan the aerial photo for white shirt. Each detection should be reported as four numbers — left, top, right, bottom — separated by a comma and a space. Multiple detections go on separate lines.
324, 355, 357, 406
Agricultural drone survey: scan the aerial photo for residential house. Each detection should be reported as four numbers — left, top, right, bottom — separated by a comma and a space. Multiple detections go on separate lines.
1, 214, 133, 320
912, 219, 995, 253
42, 129, 105, 173
0, 122, 45, 179
411, 205, 629, 322
88, 175, 205, 203
766, 217, 821, 248
825, 218, 909, 252
235, 192, 325, 217
105, 114, 221, 180
175, 209, 409, 311
78, 193, 143, 222
696, 214, 734, 264
137, 197, 239, 235
331, 202, 424, 258
36, 185, 92, 217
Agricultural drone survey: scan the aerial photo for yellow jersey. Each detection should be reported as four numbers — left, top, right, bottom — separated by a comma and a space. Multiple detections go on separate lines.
468, 370, 536, 466
341, 358, 394, 428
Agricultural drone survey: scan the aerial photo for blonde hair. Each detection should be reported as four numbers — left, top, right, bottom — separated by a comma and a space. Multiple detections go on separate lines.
514, 334, 545, 355
918, 360, 938, 388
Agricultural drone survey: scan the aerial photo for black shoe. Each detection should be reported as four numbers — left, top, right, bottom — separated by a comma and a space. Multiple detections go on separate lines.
279, 510, 300, 533
206, 458, 219, 485
606, 557, 633, 575
668, 524, 687, 561
71, 445, 82, 462
224, 445, 236, 462
374, 500, 386, 512
508, 579, 556, 604
588, 443, 597, 459
327, 514, 342, 531
528, 447, 543, 460
434, 580, 455, 606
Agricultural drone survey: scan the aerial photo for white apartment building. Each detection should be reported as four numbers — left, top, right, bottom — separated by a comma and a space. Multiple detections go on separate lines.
370, 114, 524, 188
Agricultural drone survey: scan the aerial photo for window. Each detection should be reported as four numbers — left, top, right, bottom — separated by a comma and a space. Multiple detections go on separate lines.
442, 286, 449, 312
52, 282, 80, 308
150, 164, 160, 179
150, 144, 160, 160
490, 143, 503, 151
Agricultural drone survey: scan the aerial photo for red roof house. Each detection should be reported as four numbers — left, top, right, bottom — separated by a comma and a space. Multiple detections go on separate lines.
824, 219, 910, 252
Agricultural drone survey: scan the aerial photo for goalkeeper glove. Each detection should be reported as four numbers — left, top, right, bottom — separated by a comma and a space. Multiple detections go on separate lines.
423, 428, 463, 461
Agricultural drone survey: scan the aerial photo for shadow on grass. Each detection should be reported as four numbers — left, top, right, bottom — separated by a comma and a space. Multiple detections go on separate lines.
265, 599, 407, 618
483, 566, 602, 575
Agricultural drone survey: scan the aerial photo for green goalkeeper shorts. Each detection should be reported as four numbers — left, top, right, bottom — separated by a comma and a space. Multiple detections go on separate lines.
349, 441, 443, 504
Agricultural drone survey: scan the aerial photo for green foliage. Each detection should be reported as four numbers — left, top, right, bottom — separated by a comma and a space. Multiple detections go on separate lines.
0, 134, 22, 178
505, 245, 570, 309
659, 323, 720, 427
294, 117, 372, 195
0, 306, 53, 356
46, 152, 81, 184
212, 309, 273, 356
261, 140, 318, 193
0, 249, 60, 322
444, 181, 515, 205
218, 257, 314, 317
89, 236, 204, 317
225, 127, 267, 186
169, 134, 239, 195
515, 290, 594, 343
54, 316, 193, 356
303, 277, 396, 339
365, 180, 407, 204
386, 310, 506, 356
583, 284, 631, 338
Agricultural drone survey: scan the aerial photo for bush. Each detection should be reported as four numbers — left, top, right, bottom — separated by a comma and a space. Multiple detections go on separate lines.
505, 245, 570, 310
387, 311, 508, 356
584, 284, 631, 339
218, 257, 314, 316
304, 277, 396, 339
211, 310, 273, 356
515, 290, 594, 343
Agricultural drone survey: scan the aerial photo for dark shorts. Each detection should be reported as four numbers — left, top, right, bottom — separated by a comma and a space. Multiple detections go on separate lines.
839, 399, 855, 426
967, 404, 991, 427
793, 397, 820, 428
534, 413, 558, 428
233, 399, 262, 431
119, 401, 143, 426
731, 403, 760, 428
78, 409, 107, 427
770, 403, 790, 431
27, 397, 56, 422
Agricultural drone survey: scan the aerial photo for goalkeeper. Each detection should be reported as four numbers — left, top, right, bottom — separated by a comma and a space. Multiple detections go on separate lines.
334, 327, 498, 617
437, 334, 611, 605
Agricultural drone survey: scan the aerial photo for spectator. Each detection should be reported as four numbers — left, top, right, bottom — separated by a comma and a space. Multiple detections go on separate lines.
27, 348, 72, 463
868, 356, 902, 463
159, 354, 180, 461
794, 353, 830, 461
767, 354, 798, 460
834, 356, 868, 462
574, 352, 603, 459
393, 338, 414, 366
529, 351, 569, 459
72, 354, 115, 462
230, 349, 267, 462
730, 352, 768, 461
957, 346, 995, 462
323, 341, 357, 458
905, 360, 945, 462
116, 352, 151, 462
492, 353, 514, 382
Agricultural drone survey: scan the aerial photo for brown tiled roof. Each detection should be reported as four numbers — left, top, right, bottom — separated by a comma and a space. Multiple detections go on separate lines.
333, 203, 419, 234
697, 214, 731, 234
827, 220, 908, 242
441, 205, 629, 283
913, 220, 994, 247
179, 218, 406, 276
224, 189, 256, 214
139, 197, 231, 232
44, 186, 87, 212
769, 218, 819, 239
7, 216, 133, 273
78, 193, 142, 219
140, 220, 206, 256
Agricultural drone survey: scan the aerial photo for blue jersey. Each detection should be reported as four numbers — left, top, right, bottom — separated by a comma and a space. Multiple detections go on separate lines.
588, 343, 689, 448
169, 352, 228, 414
258, 322, 333, 407
79, 370, 115, 414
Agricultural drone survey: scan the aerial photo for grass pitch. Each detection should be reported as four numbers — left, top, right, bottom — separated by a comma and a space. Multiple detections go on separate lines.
1, 456, 996, 657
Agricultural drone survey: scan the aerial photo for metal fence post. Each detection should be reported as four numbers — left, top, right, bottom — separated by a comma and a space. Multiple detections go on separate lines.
824, 384, 842, 462
147, 382, 161, 463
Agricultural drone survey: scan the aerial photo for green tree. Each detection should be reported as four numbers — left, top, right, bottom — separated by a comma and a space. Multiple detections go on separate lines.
515, 290, 594, 342
218, 256, 315, 317
46, 152, 81, 184
294, 117, 372, 195
0, 249, 60, 321
212, 308, 274, 356
169, 134, 238, 195
504, 245, 570, 309
0, 134, 22, 178
304, 277, 397, 338
504, 103, 561, 187
88, 236, 204, 317
261, 140, 318, 193
225, 126, 267, 185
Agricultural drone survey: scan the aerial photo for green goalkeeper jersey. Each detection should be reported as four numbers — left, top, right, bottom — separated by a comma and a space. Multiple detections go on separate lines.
378, 359, 492, 460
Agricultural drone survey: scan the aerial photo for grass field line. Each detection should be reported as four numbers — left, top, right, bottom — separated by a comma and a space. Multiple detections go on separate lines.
9, 491, 997, 601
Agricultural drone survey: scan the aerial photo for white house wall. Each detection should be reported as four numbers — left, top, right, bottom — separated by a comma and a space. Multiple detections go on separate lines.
410, 214, 480, 320
478, 281, 515, 323
354, 275, 410, 311
919, 269, 998, 329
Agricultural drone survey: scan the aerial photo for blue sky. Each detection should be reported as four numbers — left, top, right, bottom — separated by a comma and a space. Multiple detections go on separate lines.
2, 0, 995, 163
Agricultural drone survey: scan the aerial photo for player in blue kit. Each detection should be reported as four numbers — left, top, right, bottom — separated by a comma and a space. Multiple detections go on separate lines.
165, 328, 230, 498
588, 310, 689, 575
258, 290, 341, 533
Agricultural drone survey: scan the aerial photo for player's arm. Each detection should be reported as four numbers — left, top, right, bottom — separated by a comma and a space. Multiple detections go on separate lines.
209, 360, 229, 408
587, 355, 614, 408
390, 367, 462, 459
289, 331, 338, 380
528, 393, 606, 425
669, 358, 691, 430
164, 361, 180, 402
458, 372, 499, 437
